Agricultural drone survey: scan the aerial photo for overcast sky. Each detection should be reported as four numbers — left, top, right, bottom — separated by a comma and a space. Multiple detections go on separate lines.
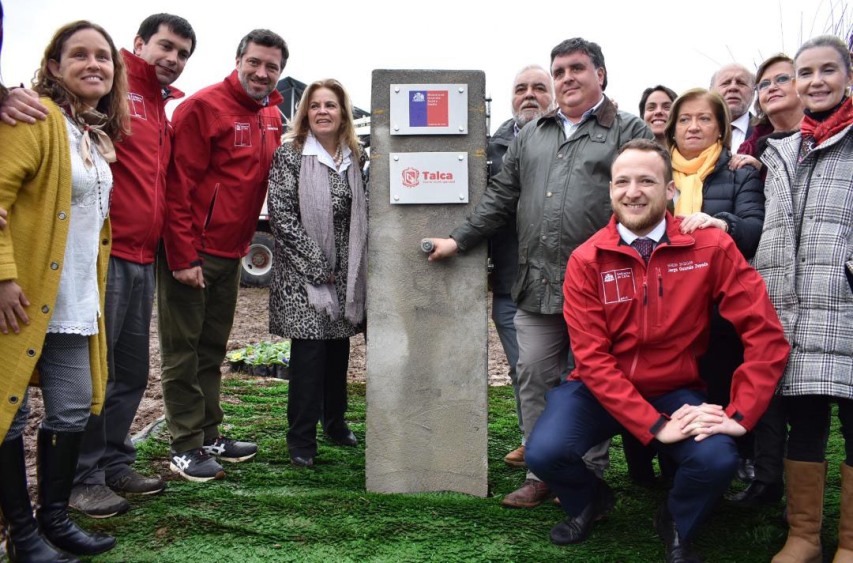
2, 0, 850, 133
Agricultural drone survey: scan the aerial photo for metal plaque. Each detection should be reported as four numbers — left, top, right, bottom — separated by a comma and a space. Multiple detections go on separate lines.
389, 84, 468, 135
389, 152, 468, 204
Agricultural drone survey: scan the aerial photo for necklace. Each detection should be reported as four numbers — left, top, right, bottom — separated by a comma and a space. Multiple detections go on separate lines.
333, 144, 344, 169
62, 107, 111, 220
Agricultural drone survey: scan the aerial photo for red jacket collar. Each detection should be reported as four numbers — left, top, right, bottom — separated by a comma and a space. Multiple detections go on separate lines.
120, 48, 185, 102
225, 69, 284, 111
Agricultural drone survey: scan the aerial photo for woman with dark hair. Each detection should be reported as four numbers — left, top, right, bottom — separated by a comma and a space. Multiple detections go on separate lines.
0, 20, 129, 562
267, 79, 367, 468
754, 35, 853, 563
638, 84, 677, 145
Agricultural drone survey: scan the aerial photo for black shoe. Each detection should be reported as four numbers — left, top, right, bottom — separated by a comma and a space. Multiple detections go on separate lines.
69, 484, 130, 518
550, 479, 615, 545
726, 480, 783, 506
291, 455, 314, 468
107, 469, 166, 495
736, 458, 755, 484
655, 505, 702, 563
325, 428, 358, 447
36, 430, 116, 556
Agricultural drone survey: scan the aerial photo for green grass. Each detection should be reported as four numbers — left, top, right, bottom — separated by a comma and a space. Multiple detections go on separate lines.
81, 378, 846, 562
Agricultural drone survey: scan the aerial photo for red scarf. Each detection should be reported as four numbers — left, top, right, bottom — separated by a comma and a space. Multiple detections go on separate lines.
801, 97, 853, 145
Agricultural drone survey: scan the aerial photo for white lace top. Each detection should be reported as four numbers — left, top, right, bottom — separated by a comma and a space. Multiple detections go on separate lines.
47, 113, 113, 335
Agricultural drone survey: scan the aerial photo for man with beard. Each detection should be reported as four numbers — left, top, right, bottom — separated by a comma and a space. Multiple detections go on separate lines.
711, 63, 755, 153
488, 65, 554, 469
524, 139, 789, 562
159, 29, 287, 482
428, 38, 652, 509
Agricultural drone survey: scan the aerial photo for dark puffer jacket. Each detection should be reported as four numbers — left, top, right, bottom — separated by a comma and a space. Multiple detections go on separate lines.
694, 149, 764, 259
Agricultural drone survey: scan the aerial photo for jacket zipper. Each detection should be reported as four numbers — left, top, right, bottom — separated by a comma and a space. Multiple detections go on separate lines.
201, 183, 220, 249
656, 267, 664, 325
259, 115, 267, 184
628, 268, 648, 382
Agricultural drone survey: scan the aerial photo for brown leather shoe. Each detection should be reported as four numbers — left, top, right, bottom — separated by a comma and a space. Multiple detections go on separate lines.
504, 445, 526, 468
501, 478, 555, 508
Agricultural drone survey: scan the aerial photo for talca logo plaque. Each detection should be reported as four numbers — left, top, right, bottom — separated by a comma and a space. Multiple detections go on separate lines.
402, 168, 420, 188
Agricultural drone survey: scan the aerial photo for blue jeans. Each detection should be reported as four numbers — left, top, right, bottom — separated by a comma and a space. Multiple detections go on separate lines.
492, 293, 521, 436
526, 380, 738, 541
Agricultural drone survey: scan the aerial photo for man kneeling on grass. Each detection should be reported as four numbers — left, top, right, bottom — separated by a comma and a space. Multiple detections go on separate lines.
524, 139, 790, 563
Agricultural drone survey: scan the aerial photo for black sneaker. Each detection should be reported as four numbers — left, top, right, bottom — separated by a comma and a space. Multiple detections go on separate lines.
107, 469, 166, 495
169, 448, 225, 482
202, 435, 258, 463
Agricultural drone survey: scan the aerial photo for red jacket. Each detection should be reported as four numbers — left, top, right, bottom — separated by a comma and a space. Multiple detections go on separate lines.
564, 213, 789, 445
110, 49, 183, 264
163, 70, 283, 270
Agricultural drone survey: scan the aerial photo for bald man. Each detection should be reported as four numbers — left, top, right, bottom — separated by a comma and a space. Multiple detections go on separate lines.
710, 63, 755, 153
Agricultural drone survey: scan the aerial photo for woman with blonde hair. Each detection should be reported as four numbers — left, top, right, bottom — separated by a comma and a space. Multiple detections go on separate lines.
0, 19, 128, 562
267, 79, 367, 468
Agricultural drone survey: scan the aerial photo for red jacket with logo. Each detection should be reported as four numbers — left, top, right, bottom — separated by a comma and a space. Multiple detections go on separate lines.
110, 49, 183, 264
163, 70, 283, 270
564, 213, 789, 445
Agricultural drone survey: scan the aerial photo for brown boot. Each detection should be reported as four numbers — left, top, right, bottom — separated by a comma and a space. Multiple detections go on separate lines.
504, 445, 526, 468
772, 459, 826, 563
501, 479, 554, 508
834, 463, 853, 563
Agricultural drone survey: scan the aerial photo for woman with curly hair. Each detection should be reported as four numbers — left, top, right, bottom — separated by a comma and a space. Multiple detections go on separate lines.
0, 19, 129, 562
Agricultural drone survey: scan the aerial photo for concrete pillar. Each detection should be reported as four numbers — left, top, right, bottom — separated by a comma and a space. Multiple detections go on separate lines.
366, 70, 488, 496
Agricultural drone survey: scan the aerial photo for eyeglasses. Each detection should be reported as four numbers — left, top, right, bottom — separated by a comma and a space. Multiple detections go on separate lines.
757, 74, 792, 92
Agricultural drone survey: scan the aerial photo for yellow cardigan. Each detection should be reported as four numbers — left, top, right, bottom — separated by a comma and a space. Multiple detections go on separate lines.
0, 99, 110, 441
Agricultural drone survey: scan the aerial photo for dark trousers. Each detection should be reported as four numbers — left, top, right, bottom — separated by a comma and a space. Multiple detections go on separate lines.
750, 394, 788, 484
787, 395, 851, 463
76, 257, 155, 486
287, 338, 350, 458
157, 250, 240, 453
526, 380, 738, 541
699, 312, 754, 461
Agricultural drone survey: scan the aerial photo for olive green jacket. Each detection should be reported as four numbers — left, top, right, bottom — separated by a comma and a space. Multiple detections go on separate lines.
452, 97, 652, 314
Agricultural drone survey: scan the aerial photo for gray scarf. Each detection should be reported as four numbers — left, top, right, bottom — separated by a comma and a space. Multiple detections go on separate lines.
298, 150, 367, 325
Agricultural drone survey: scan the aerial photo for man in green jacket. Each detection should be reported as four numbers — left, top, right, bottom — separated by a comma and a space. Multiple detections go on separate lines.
428, 37, 653, 507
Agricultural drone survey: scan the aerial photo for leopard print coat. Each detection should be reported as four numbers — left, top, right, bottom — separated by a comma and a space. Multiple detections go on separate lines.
267, 142, 367, 340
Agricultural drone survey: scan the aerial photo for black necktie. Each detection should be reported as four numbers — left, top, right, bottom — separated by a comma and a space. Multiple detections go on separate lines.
631, 237, 655, 263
